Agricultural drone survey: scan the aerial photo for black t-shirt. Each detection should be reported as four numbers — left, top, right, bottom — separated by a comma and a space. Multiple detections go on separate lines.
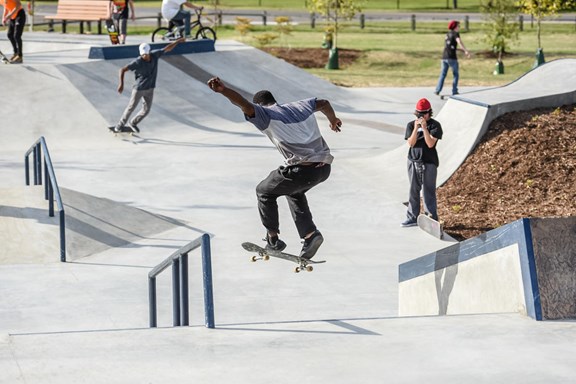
404, 118, 443, 166
442, 30, 459, 60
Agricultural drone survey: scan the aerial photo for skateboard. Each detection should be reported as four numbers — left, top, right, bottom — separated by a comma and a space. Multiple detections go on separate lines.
0, 50, 10, 64
108, 126, 138, 136
417, 214, 445, 240
106, 19, 120, 45
242, 242, 326, 273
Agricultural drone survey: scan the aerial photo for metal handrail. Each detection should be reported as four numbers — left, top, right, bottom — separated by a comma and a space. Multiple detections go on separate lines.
24, 137, 66, 262
148, 233, 215, 329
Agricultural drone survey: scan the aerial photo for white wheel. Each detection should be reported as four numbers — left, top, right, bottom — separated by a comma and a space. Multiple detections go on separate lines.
294, 267, 301, 273
251, 255, 258, 262
306, 265, 313, 272
263, 255, 270, 261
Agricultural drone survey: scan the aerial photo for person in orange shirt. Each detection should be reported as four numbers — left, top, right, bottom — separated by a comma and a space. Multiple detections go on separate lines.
109, 0, 135, 44
1, 0, 25, 63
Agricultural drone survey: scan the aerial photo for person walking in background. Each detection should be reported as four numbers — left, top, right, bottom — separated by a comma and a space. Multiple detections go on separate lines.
402, 98, 443, 227
434, 20, 470, 96
207, 77, 342, 260
161, 0, 203, 38
109, 0, 135, 44
113, 38, 184, 133
1, 0, 25, 63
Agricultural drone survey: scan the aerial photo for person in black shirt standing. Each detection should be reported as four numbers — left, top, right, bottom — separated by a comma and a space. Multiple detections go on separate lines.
401, 98, 443, 227
434, 20, 470, 96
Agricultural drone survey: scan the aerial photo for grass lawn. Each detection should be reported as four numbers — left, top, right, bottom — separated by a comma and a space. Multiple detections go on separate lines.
211, 21, 576, 87
39, 2, 575, 88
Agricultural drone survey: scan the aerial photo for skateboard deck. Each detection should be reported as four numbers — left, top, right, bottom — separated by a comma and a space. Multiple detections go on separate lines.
417, 214, 445, 240
242, 242, 325, 273
108, 126, 138, 136
106, 19, 120, 45
0, 50, 10, 64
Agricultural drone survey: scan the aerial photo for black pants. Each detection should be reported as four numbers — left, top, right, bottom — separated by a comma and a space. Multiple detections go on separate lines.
256, 163, 331, 238
8, 9, 25, 57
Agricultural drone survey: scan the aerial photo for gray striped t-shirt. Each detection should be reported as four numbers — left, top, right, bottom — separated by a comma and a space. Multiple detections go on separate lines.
247, 98, 334, 166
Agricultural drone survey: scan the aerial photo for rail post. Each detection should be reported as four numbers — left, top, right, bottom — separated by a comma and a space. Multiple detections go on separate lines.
181, 253, 189, 326
149, 277, 157, 328
172, 258, 181, 326
201, 233, 215, 328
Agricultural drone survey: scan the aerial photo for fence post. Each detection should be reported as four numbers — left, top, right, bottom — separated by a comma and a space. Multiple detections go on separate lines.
310, 12, 315, 28
360, 13, 365, 29
411, 14, 416, 31
201, 233, 215, 328
519, 15, 523, 31
262, 11, 267, 26
464, 15, 469, 31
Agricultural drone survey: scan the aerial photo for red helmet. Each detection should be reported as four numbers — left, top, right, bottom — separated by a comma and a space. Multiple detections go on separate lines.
415, 98, 432, 112
448, 20, 459, 30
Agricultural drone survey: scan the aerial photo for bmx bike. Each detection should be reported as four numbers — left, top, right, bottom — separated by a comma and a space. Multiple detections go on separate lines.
151, 9, 216, 42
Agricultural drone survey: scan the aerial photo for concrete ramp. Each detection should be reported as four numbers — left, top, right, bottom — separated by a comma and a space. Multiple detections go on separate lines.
399, 217, 576, 321
0, 186, 192, 263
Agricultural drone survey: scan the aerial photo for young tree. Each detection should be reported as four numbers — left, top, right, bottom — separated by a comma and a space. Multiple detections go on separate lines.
306, 0, 364, 68
480, 0, 520, 70
516, 0, 576, 65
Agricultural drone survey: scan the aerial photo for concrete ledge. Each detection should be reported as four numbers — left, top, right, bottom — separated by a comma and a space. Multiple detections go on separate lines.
399, 217, 576, 321
88, 39, 215, 60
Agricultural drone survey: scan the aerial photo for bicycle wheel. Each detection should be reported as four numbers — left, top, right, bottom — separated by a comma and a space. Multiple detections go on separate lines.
195, 26, 216, 41
151, 27, 173, 42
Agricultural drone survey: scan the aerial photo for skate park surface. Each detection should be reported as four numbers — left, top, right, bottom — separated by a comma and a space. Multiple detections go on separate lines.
1, 32, 575, 383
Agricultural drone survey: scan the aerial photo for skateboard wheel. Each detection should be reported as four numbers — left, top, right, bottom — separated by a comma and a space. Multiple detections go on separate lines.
294, 267, 301, 273
263, 255, 270, 261
251, 255, 258, 262
306, 266, 313, 272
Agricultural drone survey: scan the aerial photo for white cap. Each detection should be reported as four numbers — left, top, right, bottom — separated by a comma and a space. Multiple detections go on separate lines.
139, 43, 151, 56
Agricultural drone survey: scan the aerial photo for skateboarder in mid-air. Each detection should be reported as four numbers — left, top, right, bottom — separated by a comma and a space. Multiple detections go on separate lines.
207, 77, 342, 260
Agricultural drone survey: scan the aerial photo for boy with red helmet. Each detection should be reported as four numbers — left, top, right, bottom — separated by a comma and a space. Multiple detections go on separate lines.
402, 98, 443, 227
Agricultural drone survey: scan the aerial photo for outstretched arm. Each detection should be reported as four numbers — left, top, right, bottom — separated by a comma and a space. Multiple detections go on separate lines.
207, 77, 255, 117
163, 37, 185, 53
315, 99, 342, 132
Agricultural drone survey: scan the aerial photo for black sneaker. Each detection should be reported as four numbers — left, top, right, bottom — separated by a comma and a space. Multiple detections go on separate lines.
401, 219, 417, 227
300, 231, 324, 260
264, 234, 286, 252
128, 123, 140, 133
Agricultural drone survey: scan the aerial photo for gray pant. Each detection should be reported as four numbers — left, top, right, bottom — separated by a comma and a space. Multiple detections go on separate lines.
406, 160, 438, 221
116, 88, 154, 129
